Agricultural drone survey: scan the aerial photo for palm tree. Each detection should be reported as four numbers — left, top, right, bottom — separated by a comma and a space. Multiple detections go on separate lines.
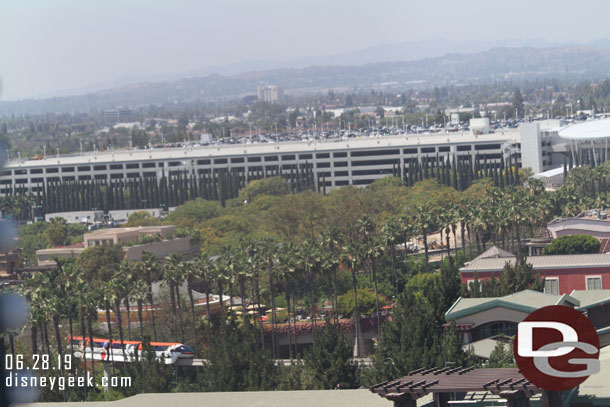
277, 242, 297, 358
457, 202, 469, 258
381, 218, 401, 298
62, 261, 82, 356
301, 239, 321, 339
245, 242, 265, 346
22, 274, 44, 356
119, 261, 134, 340
163, 253, 185, 343
399, 214, 416, 280
196, 253, 214, 332
357, 216, 384, 337
262, 237, 279, 357
449, 207, 459, 256
343, 241, 364, 357
414, 206, 433, 271
101, 280, 117, 367
111, 263, 130, 361
140, 251, 159, 341
233, 244, 251, 315
130, 279, 149, 339
71, 271, 90, 384
81, 284, 99, 380
183, 261, 201, 346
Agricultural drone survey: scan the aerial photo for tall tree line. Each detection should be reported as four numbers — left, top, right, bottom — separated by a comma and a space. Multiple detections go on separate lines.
15, 163, 316, 219
395, 152, 522, 191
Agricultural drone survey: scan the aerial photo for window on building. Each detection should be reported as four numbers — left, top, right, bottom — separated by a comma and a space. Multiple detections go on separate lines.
475, 144, 501, 151
351, 159, 397, 166
353, 179, 373, 185
475, 321, 518, 341
586, 276, 602, 291
351, 149, 399, 157
544, 278, 559, 295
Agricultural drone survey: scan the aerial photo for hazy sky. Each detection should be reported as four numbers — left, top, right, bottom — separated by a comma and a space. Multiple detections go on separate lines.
2, 0, 610, 101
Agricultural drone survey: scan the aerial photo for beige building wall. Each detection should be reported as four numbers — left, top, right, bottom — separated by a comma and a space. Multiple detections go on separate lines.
124, 237, 194, 261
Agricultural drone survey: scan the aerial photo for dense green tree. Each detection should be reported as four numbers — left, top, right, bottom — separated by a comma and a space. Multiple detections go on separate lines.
463, 255, 544, 298
543, 234, 601, 255
200, 315, 278, 391
302, 319, 359, 389
337, 287, 387, 317
486, 337, 515, 368
45, 217, 68, 246
77, 244, 125, 290
119, 338, 175, 395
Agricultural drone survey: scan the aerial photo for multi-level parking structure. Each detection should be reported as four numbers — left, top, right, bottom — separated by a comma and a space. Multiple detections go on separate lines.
0, 130, 521, 195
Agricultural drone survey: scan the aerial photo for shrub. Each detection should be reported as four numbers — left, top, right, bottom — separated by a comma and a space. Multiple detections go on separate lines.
543, 234, 600, 255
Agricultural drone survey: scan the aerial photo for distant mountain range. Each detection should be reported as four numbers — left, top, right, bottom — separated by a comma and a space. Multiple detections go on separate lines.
3, 38, 610, 116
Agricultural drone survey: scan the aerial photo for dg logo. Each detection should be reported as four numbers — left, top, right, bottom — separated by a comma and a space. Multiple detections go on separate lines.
514, 305, 600, 391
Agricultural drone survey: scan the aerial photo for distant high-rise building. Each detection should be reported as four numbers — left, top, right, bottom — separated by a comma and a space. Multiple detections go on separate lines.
257, 85, 284, 103
104, 107, 132, 123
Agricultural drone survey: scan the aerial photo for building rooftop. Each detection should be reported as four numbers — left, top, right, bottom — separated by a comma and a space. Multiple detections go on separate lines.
531, 165, 565, 178
574, 345, 610, 399
86, 225, 174, 237
569, 289, 610, 309
17, 389, 392, 407
3, 131, 519, 169
469, 246, 514, 263
558, 118, 610, 140
464, 337, 505, 359
460, 246, 610, 273
445, 290, 579, 320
